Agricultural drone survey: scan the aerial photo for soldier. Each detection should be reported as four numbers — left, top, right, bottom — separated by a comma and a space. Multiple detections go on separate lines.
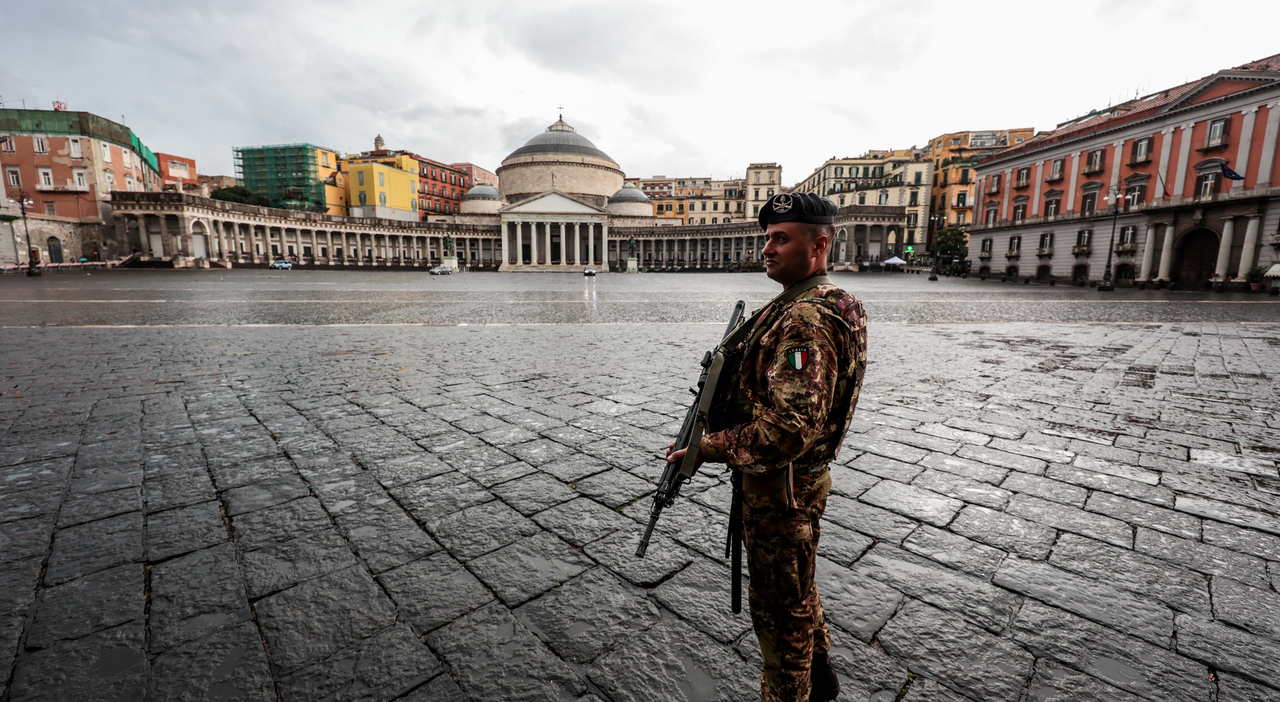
667, 192, 868, 702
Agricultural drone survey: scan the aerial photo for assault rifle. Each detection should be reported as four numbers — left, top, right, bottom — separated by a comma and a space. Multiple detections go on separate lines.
635, 299, 746, 562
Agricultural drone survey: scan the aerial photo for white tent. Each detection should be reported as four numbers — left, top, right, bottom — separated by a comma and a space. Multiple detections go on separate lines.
1265, 263, 1280, 278
883, 256, 907, 265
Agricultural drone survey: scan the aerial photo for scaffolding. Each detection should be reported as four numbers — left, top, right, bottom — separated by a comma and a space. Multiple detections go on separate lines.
0, 109, 159, 172
233, 143, 328, 211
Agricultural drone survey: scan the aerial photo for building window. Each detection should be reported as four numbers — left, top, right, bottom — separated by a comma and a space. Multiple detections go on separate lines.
1009, 236, 1021, 252
834, 166, 843, 177
1084, 149, 1105, 174
68, 138, 82, 159
1045, 197, 1060, 217
1013, 204, 1026, 222
322, 152, 330, 167
1039, 232, 1053, 250
378, 172, 385, 187
956, 212, 966, 225
38, 168, 53, 187
839, 195, 845, 205
1047, 159, 1064, 181
1081, 192, 1097, 215
1015, 167, 1030, 187
1131, 137, 1152, 164
878, 191, 889, 205
102, 142, 112, 163
914, 171, 922, 185
959, 168, 970, 184
1205, 118, 1230, 149
0, 135, 13, 153
1120, 225, 1136, 245
909, 190, 919, 206
44, 203, 56, 216
1194, 172, 1220, 199
907, 212, 918, 227
358, 171, 365, 186
981, 238, 993, 253
358, 191, 367, 206
987, 174, 1002, 193
33, 136, 48, 154
1076, 229, 1092, 246
986, 208, 998, 225
5, 168, 19, 187
106, 173, 115, 190
74, 169, 87, 189
700, 217, 706, 224
711, 217, 718, 224
1125, 184, 1146, 208
767, 189, 774, 197
701, 202, 707, 211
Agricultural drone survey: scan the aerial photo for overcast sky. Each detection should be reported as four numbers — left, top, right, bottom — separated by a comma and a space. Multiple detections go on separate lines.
5, 0, 1279, 185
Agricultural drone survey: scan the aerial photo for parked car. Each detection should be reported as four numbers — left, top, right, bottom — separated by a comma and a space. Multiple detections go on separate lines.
583, 267, 596, 277
429, 265, 453, 275
268, 259, 292, 270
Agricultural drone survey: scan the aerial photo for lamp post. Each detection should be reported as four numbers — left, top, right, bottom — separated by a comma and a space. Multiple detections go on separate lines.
1098, 186, 1120, 292
8, 191, 39, 277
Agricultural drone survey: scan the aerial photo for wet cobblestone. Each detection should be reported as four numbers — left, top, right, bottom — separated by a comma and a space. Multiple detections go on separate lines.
0, 271, 1278, 700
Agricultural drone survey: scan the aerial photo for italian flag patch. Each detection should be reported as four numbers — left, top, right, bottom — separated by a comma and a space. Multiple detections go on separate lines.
785, 347, 810, 370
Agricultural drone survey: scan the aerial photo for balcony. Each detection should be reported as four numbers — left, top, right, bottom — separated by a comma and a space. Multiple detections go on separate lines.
1037, 247, 1053, 258
952, 200, 972, 209
36, 182, 90, 193
1013, 179, 1030, 190
1044, 172, 1064, 183
978, 251, 992, 260
1005, 249, 1021, 259
1081, 165, 1104, 176
1114, 243, 1138, 254
1072, 245, 1092, 256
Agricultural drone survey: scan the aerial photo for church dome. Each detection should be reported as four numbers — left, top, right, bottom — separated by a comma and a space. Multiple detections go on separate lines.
504, 117, 616, 165
609, 182, 651, 203
461, 183, 502, 200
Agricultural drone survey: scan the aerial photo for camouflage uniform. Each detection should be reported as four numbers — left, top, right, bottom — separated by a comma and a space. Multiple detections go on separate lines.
702, 280, 868, 702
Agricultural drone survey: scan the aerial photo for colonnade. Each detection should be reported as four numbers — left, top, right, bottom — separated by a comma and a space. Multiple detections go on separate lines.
116, 213, 499, 266
499, 219, 605, 267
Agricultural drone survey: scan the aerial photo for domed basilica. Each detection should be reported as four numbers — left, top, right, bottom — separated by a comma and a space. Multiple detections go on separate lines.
457, 116, 657, 271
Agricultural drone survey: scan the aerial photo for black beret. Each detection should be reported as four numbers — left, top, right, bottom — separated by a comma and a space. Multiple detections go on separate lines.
757, 192, 838, 230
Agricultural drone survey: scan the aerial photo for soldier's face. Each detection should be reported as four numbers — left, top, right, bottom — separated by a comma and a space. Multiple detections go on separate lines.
763, 222, 826, 287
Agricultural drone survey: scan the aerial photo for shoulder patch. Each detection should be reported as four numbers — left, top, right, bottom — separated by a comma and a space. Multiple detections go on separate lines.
785, 347, 811, 370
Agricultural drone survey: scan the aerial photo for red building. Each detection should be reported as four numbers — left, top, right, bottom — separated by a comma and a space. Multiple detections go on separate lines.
155, 152, 198, 190
970, 53, 1280, 289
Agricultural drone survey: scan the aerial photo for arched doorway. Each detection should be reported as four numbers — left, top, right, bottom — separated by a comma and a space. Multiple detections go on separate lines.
1174, 229, 1218, 289
1115, 262, 1135, 283
979, 265, 991, 277
46, 237, 64, 263
1036, 264, 1053, 281
1005, 265, 1019, 278
1072, 264, 1089, 284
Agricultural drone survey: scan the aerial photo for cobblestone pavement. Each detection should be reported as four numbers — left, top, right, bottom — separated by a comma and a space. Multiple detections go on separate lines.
1, 272, 1279, 701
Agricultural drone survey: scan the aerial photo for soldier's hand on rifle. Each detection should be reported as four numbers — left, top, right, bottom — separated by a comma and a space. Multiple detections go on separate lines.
666, 443, 703, 471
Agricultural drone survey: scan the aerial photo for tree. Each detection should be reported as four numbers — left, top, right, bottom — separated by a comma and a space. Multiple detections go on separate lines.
934, 226, 968, 260
211, 186, 271, 207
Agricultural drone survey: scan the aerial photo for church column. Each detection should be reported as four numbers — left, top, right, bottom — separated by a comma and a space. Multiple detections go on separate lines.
600, 222, 608, 267
1231, 107, 1259, 193
588, 223, 596, 266
1157, 223, 1176, 281
498, 222, 506, 266
1139, 224, 1157, 281
559, 222, 566, 265
542, 221, 550, 265
573, 223, 581, 265
1215, 217, 1236, 281
1234, 215, 1262, 280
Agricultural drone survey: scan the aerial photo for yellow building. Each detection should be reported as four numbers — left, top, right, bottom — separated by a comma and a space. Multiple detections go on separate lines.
344, 159, 419, 222
316, 147, 348, 216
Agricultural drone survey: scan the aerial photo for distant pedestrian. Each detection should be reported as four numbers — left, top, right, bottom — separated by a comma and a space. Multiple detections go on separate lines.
668, 192, 868, 701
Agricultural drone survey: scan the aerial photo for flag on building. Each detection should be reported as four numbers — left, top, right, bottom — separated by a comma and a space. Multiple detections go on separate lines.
1222, 163, 1246, 181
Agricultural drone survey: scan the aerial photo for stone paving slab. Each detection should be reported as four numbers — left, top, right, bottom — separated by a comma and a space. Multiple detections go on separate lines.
1, 300, 1279, 700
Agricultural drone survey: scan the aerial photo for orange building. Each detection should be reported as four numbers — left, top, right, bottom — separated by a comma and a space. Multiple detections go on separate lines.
155, 153, 198, 190
343, 136, 471, 220
970, 53, 1280, 289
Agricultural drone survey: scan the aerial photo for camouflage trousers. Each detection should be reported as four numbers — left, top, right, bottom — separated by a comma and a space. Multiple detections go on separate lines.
741, 467, 832, 702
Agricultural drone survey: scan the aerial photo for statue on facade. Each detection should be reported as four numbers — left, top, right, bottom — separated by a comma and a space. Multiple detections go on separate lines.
627, 236, 637, 259
444, 235, 455, 256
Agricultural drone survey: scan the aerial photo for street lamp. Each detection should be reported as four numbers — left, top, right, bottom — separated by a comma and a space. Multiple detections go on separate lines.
7, 191, 39, 277
1098, 186, 1121, 292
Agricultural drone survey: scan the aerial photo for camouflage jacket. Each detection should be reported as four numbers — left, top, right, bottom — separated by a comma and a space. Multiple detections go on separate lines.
701, 280, 867, 475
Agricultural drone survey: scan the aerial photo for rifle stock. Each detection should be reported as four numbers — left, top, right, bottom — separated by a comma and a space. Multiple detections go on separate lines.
635, 300, 745, 559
